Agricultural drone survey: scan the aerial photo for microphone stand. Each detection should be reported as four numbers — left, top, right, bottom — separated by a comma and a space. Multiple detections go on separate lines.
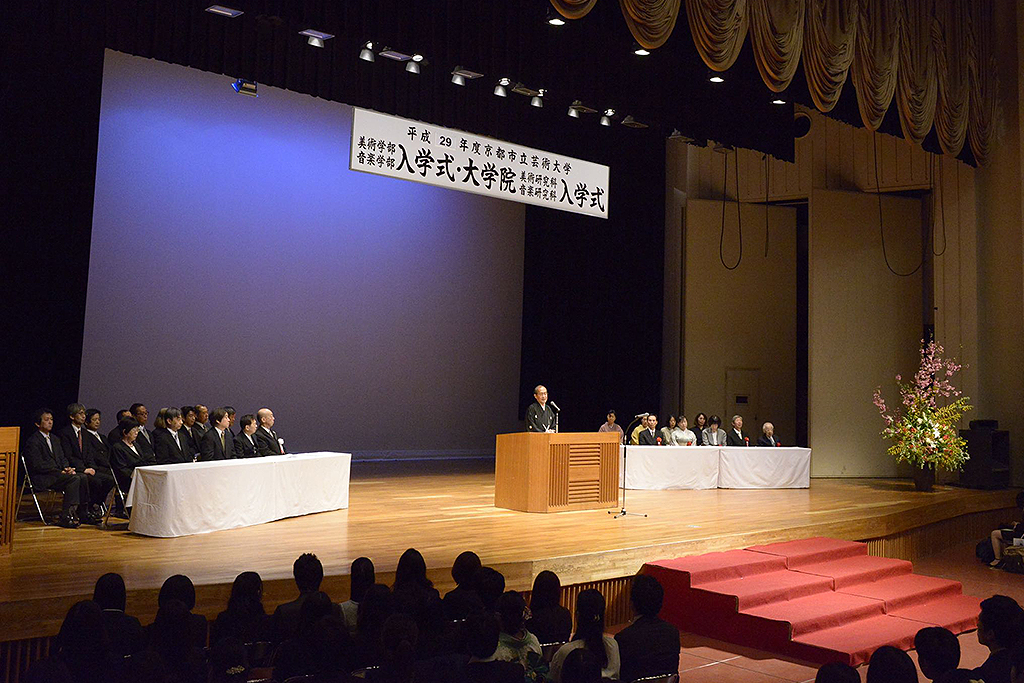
610, 416, 648, 519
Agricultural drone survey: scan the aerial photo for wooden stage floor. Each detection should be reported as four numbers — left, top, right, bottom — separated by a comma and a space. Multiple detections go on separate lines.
1, 460, 1016, 640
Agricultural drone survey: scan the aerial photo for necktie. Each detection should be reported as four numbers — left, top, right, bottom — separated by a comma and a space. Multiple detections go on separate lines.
220, 431, 225, 452
173, 431, 180, 449
77, 429, 82, 451
45, 435, 53, 453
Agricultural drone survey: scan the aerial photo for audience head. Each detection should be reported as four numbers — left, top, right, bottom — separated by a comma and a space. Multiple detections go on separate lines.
708, 414, 721, 428
381, 612, 418, 671
465, 611, 502, 660
149, 599, 192, 654
163, 407, 182, 429
257, 408, 275, 428
93, 572, 127, 612
451, 550, 481, 587
357, 584, 396, 642
814, 661, 859, 683
694, 412, 707, 428
158, 574, 196, 611
496, 590, 528, 635
130, 403, 148, 426
180, 406, 196, 427
630, 573, 664, 618
210, 407, 230, 430
394, 548, 432, 590
239, 413, 258, 435
56, 599, 109, 658
195, 404, 209, 424
605, 410, 616, 425
561, 647, 602, 683
350, 556, 375, 602
208, 637, 248, 683
118, 418, 140, 442
85, 408, 101, 431
227, 571, 263, 614
153, 408, 167, 429
763, 422, 775, 436
474, 566, 506, 611
530, 570, 562, 611
573, 589, 607, 667
978, 595, 1024, 650
866, 645, 917, 683
915, 626, 960, 679
293, 552, 324, 593
67, 403, 86, 426
33, 408, 54, 433
298, 591, 333, 636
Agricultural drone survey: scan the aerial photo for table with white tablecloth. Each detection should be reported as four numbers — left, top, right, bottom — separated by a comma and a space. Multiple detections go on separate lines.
125, 451, 351, 537
621, 446, 811, 490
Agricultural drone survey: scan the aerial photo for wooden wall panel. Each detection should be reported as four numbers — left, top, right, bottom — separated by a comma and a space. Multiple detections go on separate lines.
0, 428, 19, 555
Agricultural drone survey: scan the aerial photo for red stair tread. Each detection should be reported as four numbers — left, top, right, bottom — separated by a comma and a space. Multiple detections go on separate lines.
697, 570, 835, 609
747, 537, 868, 567
837, 573, 963, 610
741, 591, 887, 637
889, 594, 982, 632
794, 555, 913, 589
791, 614, 923, 666
647, 549, 788, 586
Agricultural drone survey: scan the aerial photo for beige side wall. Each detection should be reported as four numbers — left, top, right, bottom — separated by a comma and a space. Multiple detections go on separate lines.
683, 199, 797, 440
808, 190, 924, 476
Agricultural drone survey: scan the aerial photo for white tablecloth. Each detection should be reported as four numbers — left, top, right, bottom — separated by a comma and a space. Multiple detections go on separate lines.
621, 446, 720, 490
620, 446, 811, 490
126, 451, 351, 537
717, 447, 811, 488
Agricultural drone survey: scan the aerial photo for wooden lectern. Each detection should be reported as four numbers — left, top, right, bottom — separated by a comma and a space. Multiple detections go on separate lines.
0, 426, 20, 554
494, 432, 621, 513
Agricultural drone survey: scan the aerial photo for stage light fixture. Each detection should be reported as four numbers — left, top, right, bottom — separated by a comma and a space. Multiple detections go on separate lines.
231, 79, 258, 97
451, 66, 483, 86
600, 108, 615, 126
546, 8, 566, 25
299, 29, 334, 48
494, 78, 511, 97
359, 42, 375, 62
709, 71, 725, 83
621, 115, 647, 128
452, 72, 465, 86
568, 106, 579, 118
568, 100, 597, 119
205, 5, 243, 17
772, 97, 786, 105
668, 129, 695, 143
531, 89, 546, 108
412, 54, 424, 62
633, 42, 650, 56
379, 47, 413, 61
406, 61, 420, 74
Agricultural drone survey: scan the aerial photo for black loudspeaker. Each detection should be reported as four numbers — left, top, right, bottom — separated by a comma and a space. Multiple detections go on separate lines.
959, 420, 1011, 489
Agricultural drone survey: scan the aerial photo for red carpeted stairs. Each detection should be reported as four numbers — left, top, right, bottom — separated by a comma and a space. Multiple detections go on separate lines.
643, 537, 980, 666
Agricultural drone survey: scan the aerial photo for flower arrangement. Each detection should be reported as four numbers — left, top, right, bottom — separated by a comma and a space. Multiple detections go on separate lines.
872, 340, 972, 471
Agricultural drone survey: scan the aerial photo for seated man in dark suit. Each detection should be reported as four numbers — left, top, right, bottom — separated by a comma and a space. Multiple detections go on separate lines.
615, 574, 680, 683
233, 414, 260, 458
110, 418, 156, 490
462, 611, 525, 683
224, 406, 237, 435
106, 409, 132, 448
973, 595, 1024, 683
725, 414, 749, 446
93, 573, 145, 659
23, 408, 91, 527
270, 553, 341, 643
57, 403, 113, 517
129, 403, 156, 461
200, 407, 235, 461
83, 408, 118, 504
757, 421, 781, 446
179, 406, 200, 458
193, 404, 211, 438
638, 414, 661, 445
254, 407, 285, 456
154, 407, 193, 464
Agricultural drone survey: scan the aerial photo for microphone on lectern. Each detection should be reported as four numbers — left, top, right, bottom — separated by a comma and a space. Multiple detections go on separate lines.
549, 401, 561, 413
634, 412, 650, 419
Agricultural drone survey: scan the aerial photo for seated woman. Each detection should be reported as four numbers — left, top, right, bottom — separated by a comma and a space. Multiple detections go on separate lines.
110, 418, 155, 491
659, 416, 680, 446
692, 412, 707, 445
494, 591, 543, 676
701, 415, 726, 446
549, 589, 619, 683
675, 416, 697, 446
211, 571, 269, 646
989, 492, 1024, 568
525, 570, 572, 645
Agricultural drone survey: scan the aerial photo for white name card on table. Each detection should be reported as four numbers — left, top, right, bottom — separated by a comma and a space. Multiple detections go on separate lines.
350, 108, 610, 218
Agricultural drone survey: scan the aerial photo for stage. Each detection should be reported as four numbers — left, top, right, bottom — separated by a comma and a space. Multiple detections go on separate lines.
0, 460, 1016, 645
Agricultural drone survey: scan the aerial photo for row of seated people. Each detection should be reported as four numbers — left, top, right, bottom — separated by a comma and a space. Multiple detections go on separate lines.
22, 403, 287, 527
20, 549, 680, 683
602, 411, 782, 447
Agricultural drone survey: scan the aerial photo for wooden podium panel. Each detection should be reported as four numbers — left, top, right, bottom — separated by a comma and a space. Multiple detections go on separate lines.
494, 432, 620, 512
0, 427, 20, 555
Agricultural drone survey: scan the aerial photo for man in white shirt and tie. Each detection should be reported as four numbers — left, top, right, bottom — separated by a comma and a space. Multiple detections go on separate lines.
726, 414, 749, 446
23, 408, 90, 527
234, 414, 261, 458
638, 414, 661, 445
129, 403, 156, 460
154, 407, 193, 464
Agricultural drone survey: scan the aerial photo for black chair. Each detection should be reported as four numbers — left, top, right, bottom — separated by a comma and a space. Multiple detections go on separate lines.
16, 454, 59, 524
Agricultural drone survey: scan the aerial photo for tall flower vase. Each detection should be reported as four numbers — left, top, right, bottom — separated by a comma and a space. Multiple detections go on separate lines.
913, 463, 936, 492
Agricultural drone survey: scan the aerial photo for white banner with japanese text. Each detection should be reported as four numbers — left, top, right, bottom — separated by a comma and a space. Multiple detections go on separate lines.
350, 108, 609, 218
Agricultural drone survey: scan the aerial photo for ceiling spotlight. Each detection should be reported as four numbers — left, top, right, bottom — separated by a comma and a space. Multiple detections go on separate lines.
205, 5, 243, 17
452, 72, 465, 86
709, 71, 725, 83
568, 107, 579, 118
621, 115, 647, 128
231, 79, 257, 97
406, 60, 420, 74
530, 89, 546, 108
633, 42, 650, 56
494, 77, 511, 97
412, 54, 424, 62
546, 7, 566, 25
299, 29, 334, 48
568, 100, 597, 118
772, 97, 786, 105
359, 42, 375, 62
600, 108, 615, 126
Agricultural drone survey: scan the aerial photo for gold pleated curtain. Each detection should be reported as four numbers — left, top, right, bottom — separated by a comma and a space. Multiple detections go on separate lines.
549, 0, 995, 162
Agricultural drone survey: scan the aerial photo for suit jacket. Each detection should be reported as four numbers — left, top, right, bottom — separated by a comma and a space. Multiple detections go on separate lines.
233, 432, 260, 458
757, 434, 780, 447
134, 426, 156, 459
726, 429, 749, 446
200, 427, 235, 461
110, 440, 156, 485
701, 427, 726, 446
153, 427, 192, 464
269, 592, 342, 643
56, 425, 88, 471
638, 428, 660, 445
526, 402, 555, 432
84, 430, 112, 470
615, 616, 681, 683
24, 431, 72, 480
254, 427, 284, 456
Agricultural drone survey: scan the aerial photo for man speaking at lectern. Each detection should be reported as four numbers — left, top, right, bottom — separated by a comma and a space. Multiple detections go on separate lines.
527, 385, 556, 433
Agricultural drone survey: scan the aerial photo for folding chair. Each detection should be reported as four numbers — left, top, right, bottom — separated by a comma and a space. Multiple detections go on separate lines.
17, 454, 56, 524
102, 463, 129, 527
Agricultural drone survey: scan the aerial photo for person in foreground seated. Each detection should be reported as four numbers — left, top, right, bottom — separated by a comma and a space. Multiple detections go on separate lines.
702, 414, 725, 446
153, 574, 209, 649
550, 589, 619, 683
630, 417, 646, 445
83, 409, 115, 499
659, 415, 680, 445
692, 412, 707, 445
130, 403, 156, 460
211, 571, 269, 647
915, 626, 966, 682
59, 402, 113, 516
443, 550, 483, 620
494, 590, 543, 674
271, 552, 339, 642
200, 407, 235, 461
55, 600, 116, 683
233, 413, 260, 458
146, 598, 207, 683
93, 572, 145, 659
974, 595, 1024, 683
180, 406, 199, 455
23, 408, 91, 527
110, 418, 155, 492
676, 415, 697, 445
341, 557, 376, 635
107, 408, 131, 446
866, 645, 917, 683
638, 414, 660, 445
224, 406, 237, 434
598, 410, 624, 439
461, 611, 526, 683
814, 661, 859, 683
726, 414, 748, 446
561, 647, 602, 683
194, 404, 210, 436
989, 492, 1024, 568
527, 385, 556, 433
153, 407, 192, 464
615, 574, 680, 683
758, 421, 780, 446
255, 407, 286, 455
526, 570, 572, 645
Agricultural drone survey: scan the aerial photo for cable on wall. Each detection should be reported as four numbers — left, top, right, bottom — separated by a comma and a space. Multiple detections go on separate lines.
874, 132, 927, 277
719, 149, 742, 270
